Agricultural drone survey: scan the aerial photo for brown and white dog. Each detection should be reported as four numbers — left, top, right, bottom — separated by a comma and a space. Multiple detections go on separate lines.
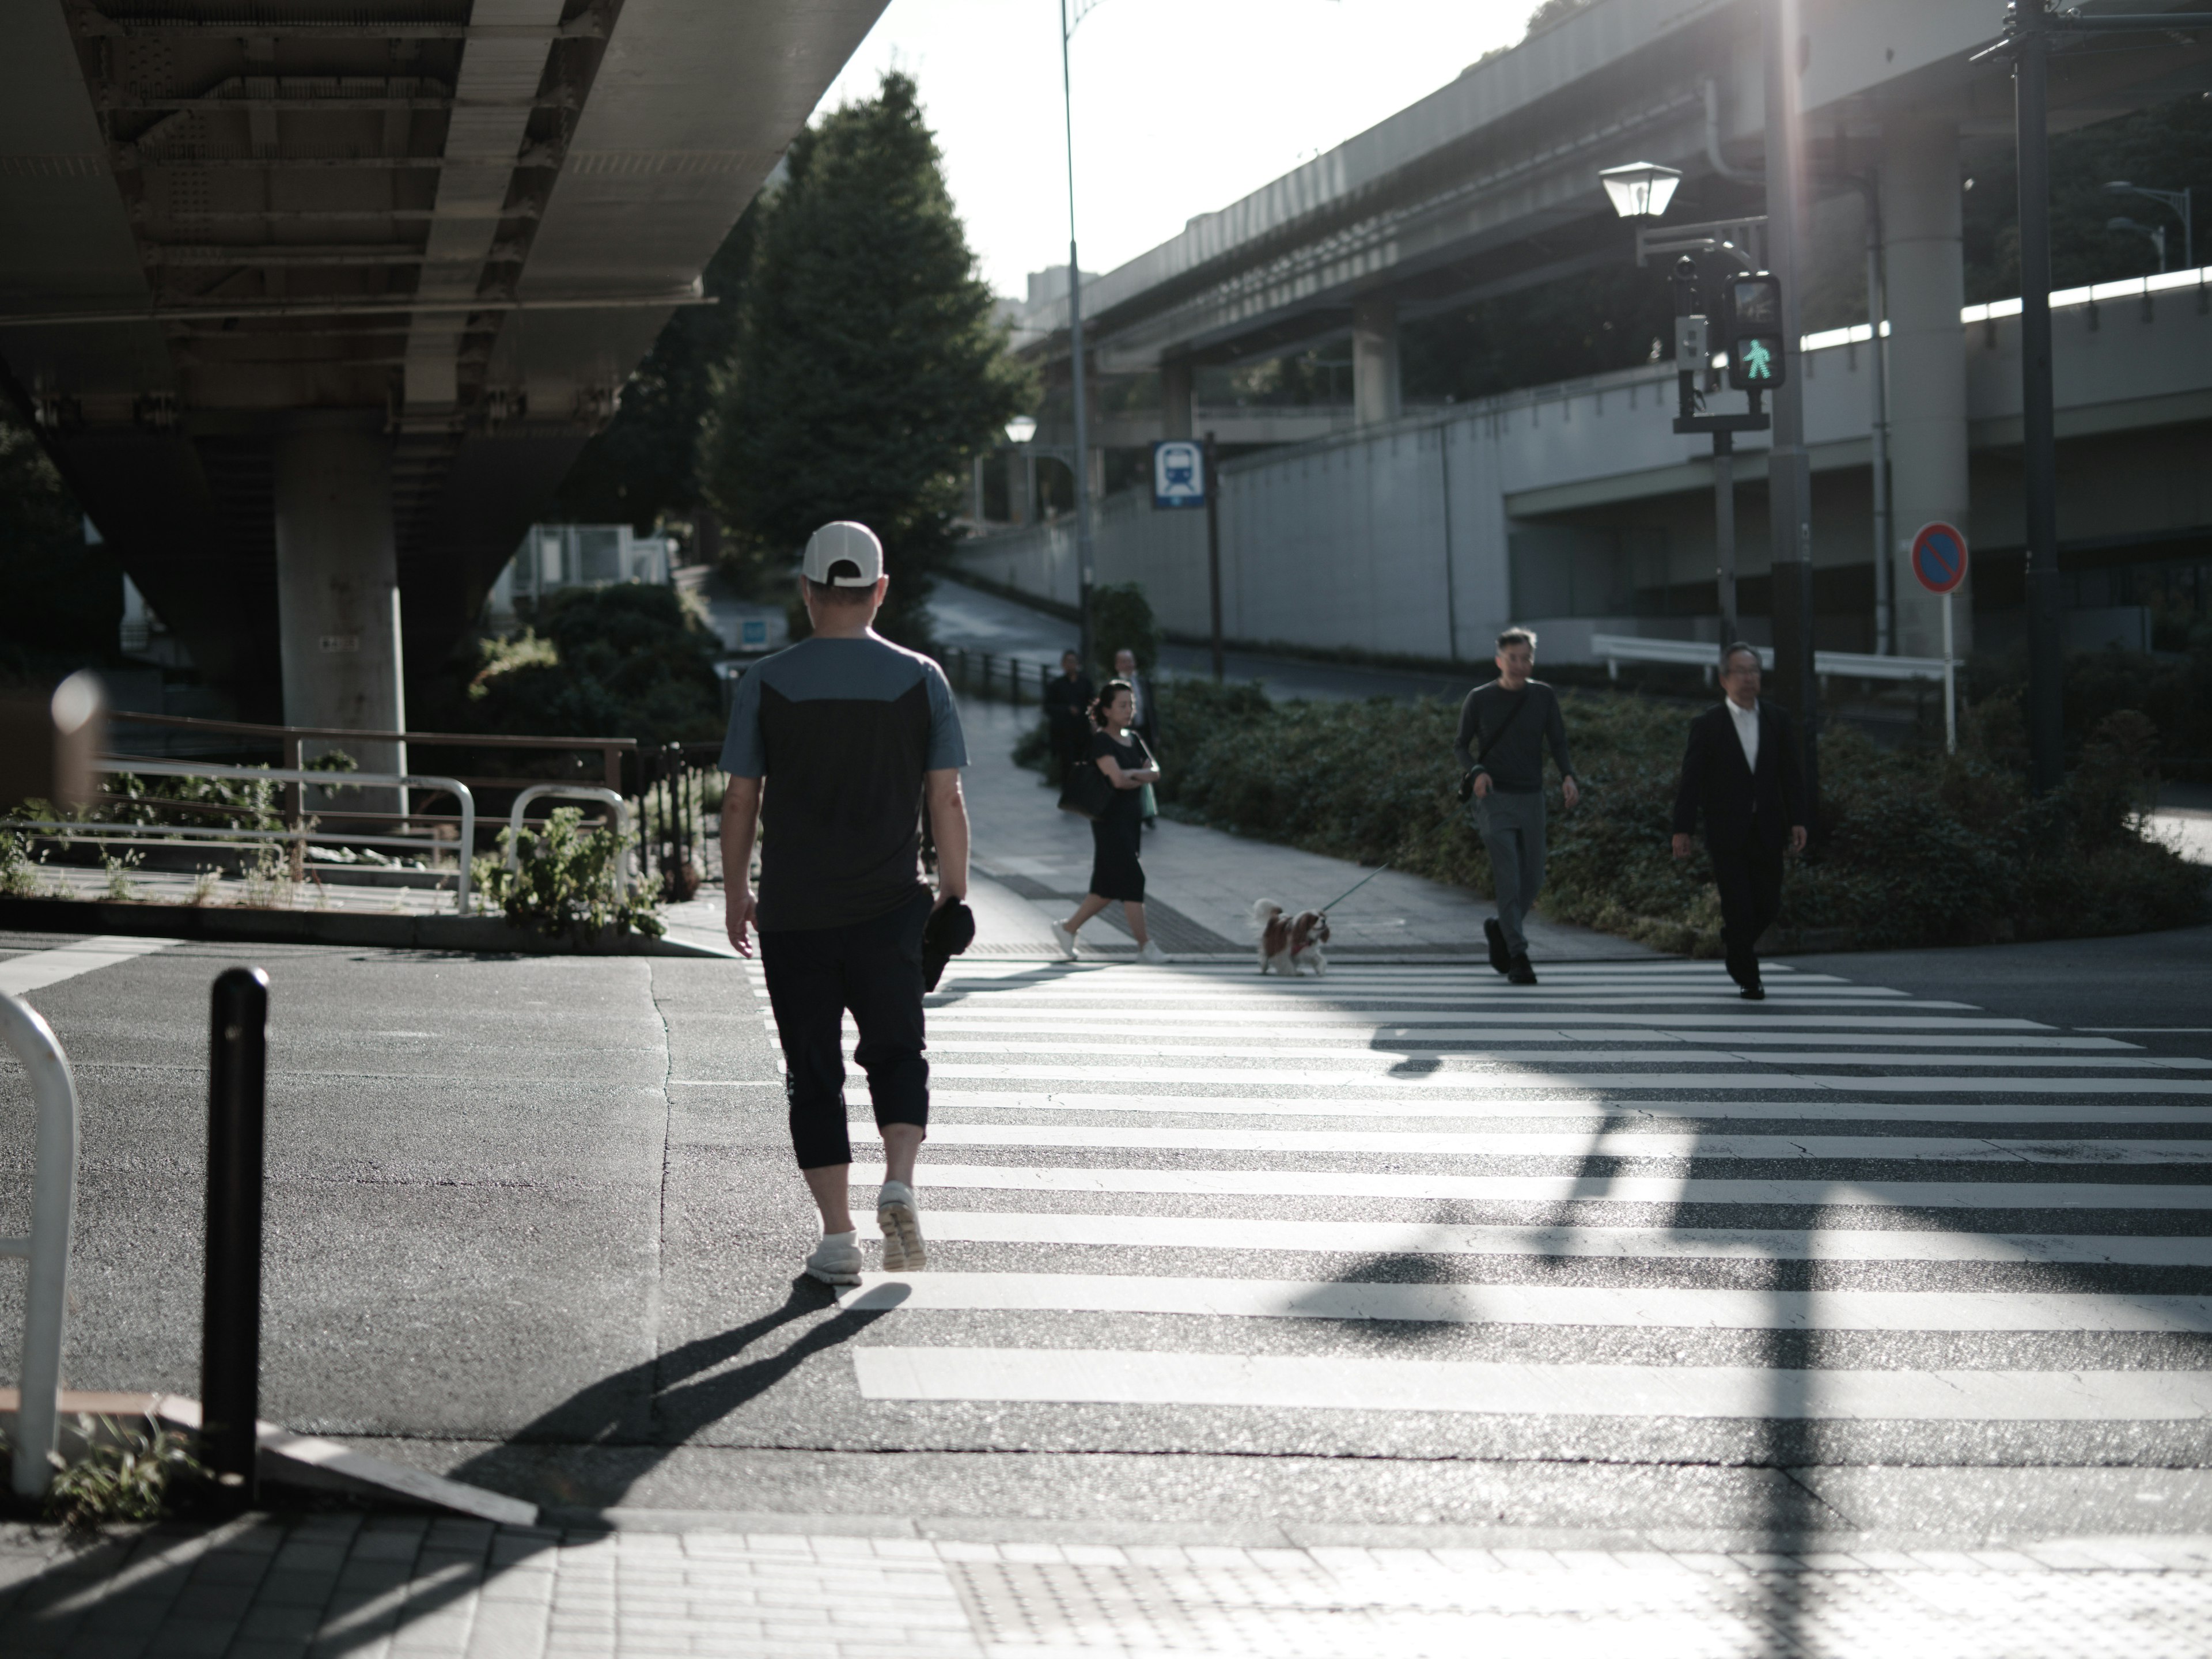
1251, 900, 1330, 978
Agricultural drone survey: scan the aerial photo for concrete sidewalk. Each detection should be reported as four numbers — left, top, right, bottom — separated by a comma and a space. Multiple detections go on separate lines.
10, 1513, 2212, 1658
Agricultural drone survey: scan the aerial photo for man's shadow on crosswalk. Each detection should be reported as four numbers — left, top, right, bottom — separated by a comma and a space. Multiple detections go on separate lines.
447, 1277, 908, 1504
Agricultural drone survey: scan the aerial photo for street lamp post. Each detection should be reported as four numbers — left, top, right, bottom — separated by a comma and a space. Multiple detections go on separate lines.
2104, 180, 2194, 272
1058, 0, 1096, 671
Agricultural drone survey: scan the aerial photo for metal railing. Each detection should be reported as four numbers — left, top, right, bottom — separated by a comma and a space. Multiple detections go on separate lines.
65, 759, 479, 912
507, 786, 632, 897
1, 992, 80, 1499
944, 646, 1063, 706
635, 740, 723, 899
1590, 633, 1953, 687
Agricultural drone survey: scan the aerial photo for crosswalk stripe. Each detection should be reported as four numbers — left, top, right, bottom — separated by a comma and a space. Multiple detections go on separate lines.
851, 1348, 2212, 1421
876, 1088, 2212, 1127
844, 1161, 2212, 1209
922, 1062, 2212, 1094
923, 1020, 2126, 1048
851, 1122, 2212, 1165
839, 1272, 2212, 1332
868, 1210, 2212, 1265
916, 1040, 2201, 1069
0, 935, 175, 995
923, 1011, 2062, 1033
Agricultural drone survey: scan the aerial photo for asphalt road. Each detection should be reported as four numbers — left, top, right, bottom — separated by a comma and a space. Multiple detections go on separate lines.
3, 923, 2211, 1547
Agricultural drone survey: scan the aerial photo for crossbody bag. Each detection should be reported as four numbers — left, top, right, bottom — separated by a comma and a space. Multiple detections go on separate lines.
1457, 691, 1531, 802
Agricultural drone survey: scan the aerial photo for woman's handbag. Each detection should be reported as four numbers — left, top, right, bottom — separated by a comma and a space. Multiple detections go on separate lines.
1058, 755, 1116, 821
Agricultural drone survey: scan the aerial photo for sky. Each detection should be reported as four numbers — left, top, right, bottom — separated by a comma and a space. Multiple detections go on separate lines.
810, 1, 1534, 300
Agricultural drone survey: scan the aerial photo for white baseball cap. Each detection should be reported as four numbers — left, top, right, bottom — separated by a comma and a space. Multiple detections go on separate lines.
801, 521, 884, 586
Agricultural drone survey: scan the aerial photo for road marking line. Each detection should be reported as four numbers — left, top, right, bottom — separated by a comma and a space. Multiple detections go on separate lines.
920, 1063, 2212, 1094
917, 1039, 2196, 1069
851, 1348, 2212, 1421
868, 1087, 2212, 1126
870, 1210, 2212, 1266
923, 1021, 2118, 1048
849, 1122, 2212, 1165
844, 1161, 2212, 1209
839, 1272, 2212, 1333
923, 1010, 2054, 1032
0, 935, 176, 996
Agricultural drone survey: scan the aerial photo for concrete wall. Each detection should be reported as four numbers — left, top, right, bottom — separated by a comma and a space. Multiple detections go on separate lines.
956, 270, 2212, 664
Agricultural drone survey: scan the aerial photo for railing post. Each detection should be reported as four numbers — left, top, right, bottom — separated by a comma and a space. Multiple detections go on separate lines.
203, 966, 269, 1510
282, 736, 304, 882
2, 993, 78, 1501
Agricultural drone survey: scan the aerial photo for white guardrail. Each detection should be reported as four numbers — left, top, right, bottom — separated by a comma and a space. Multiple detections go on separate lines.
1, 992, 80, 1499
1590, 634, 1953, 685
56, 759, 479, 914
505, 785, 632, 898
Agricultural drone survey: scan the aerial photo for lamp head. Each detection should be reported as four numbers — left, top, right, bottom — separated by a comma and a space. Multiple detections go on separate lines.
1005, 416, 1038, 445
1599, 161, 1683, 219
2104, 180, 2134, 195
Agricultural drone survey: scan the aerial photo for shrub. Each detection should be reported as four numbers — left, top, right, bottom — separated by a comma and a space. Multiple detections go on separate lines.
33, 1414, 207, 1528
1126, 679, 2207, 953
474, 806, 665, 944
1090, 582, 1163, 679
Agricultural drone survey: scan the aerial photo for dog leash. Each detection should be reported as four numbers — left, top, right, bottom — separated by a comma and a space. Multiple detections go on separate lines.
1315, 863, 1390, 915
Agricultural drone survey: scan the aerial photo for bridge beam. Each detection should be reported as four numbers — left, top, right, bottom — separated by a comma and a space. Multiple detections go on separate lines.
1352, 294, 1402, 426
1882, 114, 1972, 660
273, 425, 407, 785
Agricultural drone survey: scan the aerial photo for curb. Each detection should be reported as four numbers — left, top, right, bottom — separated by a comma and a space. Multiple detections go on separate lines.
0, 896, 723, 957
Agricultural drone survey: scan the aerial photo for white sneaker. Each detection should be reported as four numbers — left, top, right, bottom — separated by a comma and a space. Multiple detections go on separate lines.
877, 1181, 927, 1272
1138, 940, 1168, 965
804, 1230, 862, 1286
1049, 921, 1079, 959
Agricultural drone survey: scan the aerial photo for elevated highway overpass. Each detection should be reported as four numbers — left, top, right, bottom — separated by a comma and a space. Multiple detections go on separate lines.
964, 263, 2212, 668
1006, 0, 2211, 661
1, 0, 885, 738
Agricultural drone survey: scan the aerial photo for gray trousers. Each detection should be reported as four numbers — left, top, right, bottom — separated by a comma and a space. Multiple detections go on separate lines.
1472, 787, 1547, 956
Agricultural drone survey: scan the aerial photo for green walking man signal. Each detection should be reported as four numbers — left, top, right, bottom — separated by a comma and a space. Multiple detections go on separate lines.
1722, 272, 1787, 392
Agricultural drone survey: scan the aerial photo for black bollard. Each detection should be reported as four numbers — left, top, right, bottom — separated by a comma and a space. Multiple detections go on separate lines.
202, 965, 270, 1507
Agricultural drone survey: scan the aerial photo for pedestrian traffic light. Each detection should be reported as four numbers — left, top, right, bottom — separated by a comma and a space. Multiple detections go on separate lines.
1722, 272, 1786, 391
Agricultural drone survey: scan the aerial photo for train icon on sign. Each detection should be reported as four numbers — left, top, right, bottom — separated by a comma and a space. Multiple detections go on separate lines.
1152, 440, 1205, 510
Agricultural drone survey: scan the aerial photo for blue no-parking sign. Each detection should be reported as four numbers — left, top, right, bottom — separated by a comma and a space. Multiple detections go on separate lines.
1910, 521, 1968, 594
1152, 440, 1205, 510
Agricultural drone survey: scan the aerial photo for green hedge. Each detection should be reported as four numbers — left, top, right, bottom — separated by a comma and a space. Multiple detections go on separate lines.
1022, 680, 2207, 955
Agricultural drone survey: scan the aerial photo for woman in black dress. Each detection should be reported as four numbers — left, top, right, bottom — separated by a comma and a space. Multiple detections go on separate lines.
1050, 679, 1166, 963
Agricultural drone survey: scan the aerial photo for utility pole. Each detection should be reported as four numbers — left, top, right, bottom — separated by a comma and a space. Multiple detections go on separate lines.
1058, 0, 1095, 670
1203, 430, 1224, 681
1763, 0, 1818, 808
1976, 5, 2212, 790
2012, 1, 2065, 795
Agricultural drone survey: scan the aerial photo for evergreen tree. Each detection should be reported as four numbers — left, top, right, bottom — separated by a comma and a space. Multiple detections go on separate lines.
701, 72, 1031, 647
552, 204, 759, 533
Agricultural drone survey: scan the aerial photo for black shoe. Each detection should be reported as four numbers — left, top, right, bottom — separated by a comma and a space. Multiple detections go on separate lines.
1483, 918, 1509, 975
1506, 953, 1537, 986
1739, 980, 1766, 1001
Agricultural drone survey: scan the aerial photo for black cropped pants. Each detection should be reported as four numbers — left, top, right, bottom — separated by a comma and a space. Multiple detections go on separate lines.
759, 887, 932, 1170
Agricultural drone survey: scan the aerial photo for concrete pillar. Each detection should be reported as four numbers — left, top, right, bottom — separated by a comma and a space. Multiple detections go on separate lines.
1352, 293, 1402, 425
1160, 355, 1195, 440
273, 426, 407, 801
971, 454, 988, 524
1881, 115, 1972, 657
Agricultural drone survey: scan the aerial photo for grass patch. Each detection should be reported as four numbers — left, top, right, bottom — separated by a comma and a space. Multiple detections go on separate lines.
1020, 680, 2209, 954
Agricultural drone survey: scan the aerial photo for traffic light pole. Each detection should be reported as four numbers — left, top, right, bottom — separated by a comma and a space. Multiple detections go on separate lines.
1671, 259, 1766, 657
1763, 0, 1819, 811
2013, 3, 2064, 796
1713, 430, 1737, 646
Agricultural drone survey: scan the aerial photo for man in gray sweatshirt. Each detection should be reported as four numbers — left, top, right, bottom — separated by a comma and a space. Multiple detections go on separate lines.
1453, 627, 1578, 984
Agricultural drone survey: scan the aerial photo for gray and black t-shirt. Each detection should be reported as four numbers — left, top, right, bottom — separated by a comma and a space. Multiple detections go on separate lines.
719, 633, 967, 931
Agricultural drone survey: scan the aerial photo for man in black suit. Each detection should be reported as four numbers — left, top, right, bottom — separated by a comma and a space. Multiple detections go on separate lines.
1671, 643, 1808, 999
1043, 650, 1093, 778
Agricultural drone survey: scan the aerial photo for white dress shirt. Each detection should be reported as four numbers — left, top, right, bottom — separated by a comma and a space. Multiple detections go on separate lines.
1728, 696, 1760, 773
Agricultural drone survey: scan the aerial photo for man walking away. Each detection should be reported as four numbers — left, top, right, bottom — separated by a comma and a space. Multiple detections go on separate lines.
1671, 643, 1807, 1000
1455, 628, 1578, 985
720, 521, 969, 1284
